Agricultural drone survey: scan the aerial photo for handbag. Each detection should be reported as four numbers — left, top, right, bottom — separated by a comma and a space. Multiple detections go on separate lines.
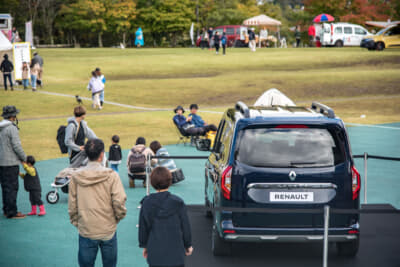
171, 168, 185, 184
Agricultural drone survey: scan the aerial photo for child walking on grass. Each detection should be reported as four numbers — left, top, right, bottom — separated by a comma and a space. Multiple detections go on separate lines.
19, 156, 46, 216
139, 167, 193, 267
108, 135, 122, 173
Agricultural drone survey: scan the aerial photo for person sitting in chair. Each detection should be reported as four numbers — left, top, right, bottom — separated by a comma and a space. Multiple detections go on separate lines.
173, 106, 216, 136
188, 104, 217, 130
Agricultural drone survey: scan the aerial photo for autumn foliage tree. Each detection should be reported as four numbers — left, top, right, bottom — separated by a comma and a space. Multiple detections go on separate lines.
340, 0, 391, 25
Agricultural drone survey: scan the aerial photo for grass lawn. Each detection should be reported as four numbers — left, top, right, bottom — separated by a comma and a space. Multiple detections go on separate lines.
1, 47, 399, 160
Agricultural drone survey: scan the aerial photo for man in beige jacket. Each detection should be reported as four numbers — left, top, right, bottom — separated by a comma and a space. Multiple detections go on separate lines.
69, 138, 127, 267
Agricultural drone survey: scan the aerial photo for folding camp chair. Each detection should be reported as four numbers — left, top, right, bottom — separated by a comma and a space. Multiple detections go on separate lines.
173, 120, 191, 146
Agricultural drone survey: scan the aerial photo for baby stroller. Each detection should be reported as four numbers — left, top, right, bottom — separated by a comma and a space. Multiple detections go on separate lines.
46, 151, 88, 204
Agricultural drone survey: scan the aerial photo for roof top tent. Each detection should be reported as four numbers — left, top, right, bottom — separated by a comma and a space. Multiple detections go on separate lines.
253, 88, 296, 107
0, 14, 12, 41
243, 14, 282, 47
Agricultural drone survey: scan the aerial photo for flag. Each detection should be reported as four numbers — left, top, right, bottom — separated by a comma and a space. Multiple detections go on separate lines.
25, 21, 33, 46
190, 23, 194, 46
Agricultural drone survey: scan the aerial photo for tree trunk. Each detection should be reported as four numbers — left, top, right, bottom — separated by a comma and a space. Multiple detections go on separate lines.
73, 35, 80, 48
122, 32, 126, 47
98, 32, 103, 47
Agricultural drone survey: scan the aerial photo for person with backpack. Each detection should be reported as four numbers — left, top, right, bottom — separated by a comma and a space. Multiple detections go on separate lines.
126, 137, 155, 188
0, 54, 14, 91
221, 32, 227, 55
64, 106, 97, 163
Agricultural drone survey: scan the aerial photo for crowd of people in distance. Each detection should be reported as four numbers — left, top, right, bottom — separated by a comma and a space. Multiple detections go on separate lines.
0, 52, 44, 91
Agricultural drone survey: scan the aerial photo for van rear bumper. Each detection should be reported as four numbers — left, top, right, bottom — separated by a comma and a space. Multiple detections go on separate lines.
224, 234, 357, 242
221, 220, 359, 242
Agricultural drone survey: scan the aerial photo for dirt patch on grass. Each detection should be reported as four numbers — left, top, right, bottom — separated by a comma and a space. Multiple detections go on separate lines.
261, 55, 400, 72
108, 72, 219, 80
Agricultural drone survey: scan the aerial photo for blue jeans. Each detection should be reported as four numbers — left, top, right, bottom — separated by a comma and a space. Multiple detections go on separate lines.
100, 90, 104, 102
31, 74, 37, 89
3, 74, 13, 90
78, 233, 117, 267
22, 79, 29, 88
110, 164, 119, 173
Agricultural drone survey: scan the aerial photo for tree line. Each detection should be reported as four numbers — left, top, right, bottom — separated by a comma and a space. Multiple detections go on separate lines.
1, 0, 399, 47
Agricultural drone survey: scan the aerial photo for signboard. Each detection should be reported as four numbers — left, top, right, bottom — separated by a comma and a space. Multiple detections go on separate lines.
12, 42, 31, 80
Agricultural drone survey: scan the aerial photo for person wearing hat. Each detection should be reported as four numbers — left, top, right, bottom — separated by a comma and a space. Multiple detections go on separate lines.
0, 105, 27, 219
173, 106, 216, 136
0, 54, 14, 91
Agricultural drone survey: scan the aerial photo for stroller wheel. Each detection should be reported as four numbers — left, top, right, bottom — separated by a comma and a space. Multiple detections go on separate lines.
46, 191, 59, 204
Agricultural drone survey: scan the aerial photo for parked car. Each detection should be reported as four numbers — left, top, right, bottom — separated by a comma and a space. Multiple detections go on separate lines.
198, 101, 361, 257
196, 25, 248, 48
320, 22, 372, 47
361, 24, 400, 51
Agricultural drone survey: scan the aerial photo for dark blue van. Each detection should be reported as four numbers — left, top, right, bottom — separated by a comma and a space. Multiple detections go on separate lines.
200, 102, 361, 256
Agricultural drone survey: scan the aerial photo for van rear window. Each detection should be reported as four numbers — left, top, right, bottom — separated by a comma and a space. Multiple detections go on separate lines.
235, 128, 345, 168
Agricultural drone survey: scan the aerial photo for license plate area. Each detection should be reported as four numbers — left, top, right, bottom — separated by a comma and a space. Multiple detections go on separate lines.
247, 183, 336, 204
270, 192, 314, 202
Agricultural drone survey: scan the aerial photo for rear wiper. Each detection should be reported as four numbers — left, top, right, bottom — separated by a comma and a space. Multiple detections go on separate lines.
290, 161, 318, 167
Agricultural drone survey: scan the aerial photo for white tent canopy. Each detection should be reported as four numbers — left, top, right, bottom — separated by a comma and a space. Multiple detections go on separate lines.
243, 15, 282, 47
254, 88, 296, 107
0, 31, 13, 86
0, 31, 12, 51
243, 14, 282, 27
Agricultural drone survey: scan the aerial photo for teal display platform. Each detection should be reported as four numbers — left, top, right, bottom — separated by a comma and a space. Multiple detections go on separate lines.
0, 123, 399, 267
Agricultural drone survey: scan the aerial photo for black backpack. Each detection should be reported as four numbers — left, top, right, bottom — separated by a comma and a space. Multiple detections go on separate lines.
128, 147, 147, 174
56, 122, 73, 154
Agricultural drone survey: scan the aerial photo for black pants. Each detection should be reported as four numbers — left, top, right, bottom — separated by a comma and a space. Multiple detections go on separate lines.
215, 44, 220, 53
0, 166, 19, 217
29, 190, 43, 206
185, 124, 217, 136
296, 38, 301, 48
3, 74, 13, 90
222, 44, 226, 55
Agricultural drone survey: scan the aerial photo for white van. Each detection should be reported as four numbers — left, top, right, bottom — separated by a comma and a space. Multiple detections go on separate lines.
320, 23, 372, 47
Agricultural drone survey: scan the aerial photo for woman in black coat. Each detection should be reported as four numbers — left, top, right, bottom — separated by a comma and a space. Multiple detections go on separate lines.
139, 167, 193, 267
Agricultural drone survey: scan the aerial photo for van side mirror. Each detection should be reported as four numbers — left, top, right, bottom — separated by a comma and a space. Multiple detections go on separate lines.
195, 138, 211, 151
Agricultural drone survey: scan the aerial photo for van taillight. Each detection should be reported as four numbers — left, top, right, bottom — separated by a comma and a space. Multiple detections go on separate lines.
221, 166, 232, 200
351, 166, 361, 200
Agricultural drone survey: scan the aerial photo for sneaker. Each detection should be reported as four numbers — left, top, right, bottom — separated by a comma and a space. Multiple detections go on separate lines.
9, 212, 26, 219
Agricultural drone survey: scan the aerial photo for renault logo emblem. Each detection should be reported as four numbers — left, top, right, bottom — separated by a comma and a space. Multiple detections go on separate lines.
289, 171, 296, 181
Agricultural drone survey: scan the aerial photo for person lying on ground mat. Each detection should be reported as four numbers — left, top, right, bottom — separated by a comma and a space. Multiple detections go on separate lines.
173, 105, 216, 136
150, 141, 185, 184
139, 167, 193, 267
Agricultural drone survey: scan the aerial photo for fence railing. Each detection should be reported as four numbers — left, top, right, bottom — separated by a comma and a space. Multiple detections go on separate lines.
353, 153, 400, 204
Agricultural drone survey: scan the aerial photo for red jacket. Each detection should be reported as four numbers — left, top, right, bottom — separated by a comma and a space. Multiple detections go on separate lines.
308, 25, 315, 37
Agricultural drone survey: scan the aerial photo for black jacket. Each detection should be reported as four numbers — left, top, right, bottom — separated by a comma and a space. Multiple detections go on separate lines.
139, 191, 192, 266
24, 167, 42, 192
0, 59, 14, 73
108, 144, 122, 162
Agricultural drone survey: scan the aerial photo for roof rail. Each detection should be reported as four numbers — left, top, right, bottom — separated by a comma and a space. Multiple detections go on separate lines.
311, 102, 335, 118
235, 101, 250, 118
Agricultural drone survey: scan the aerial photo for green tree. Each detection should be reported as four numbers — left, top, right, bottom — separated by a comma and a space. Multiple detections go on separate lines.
108, 0, 137, 47
137, 0, 195, 47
